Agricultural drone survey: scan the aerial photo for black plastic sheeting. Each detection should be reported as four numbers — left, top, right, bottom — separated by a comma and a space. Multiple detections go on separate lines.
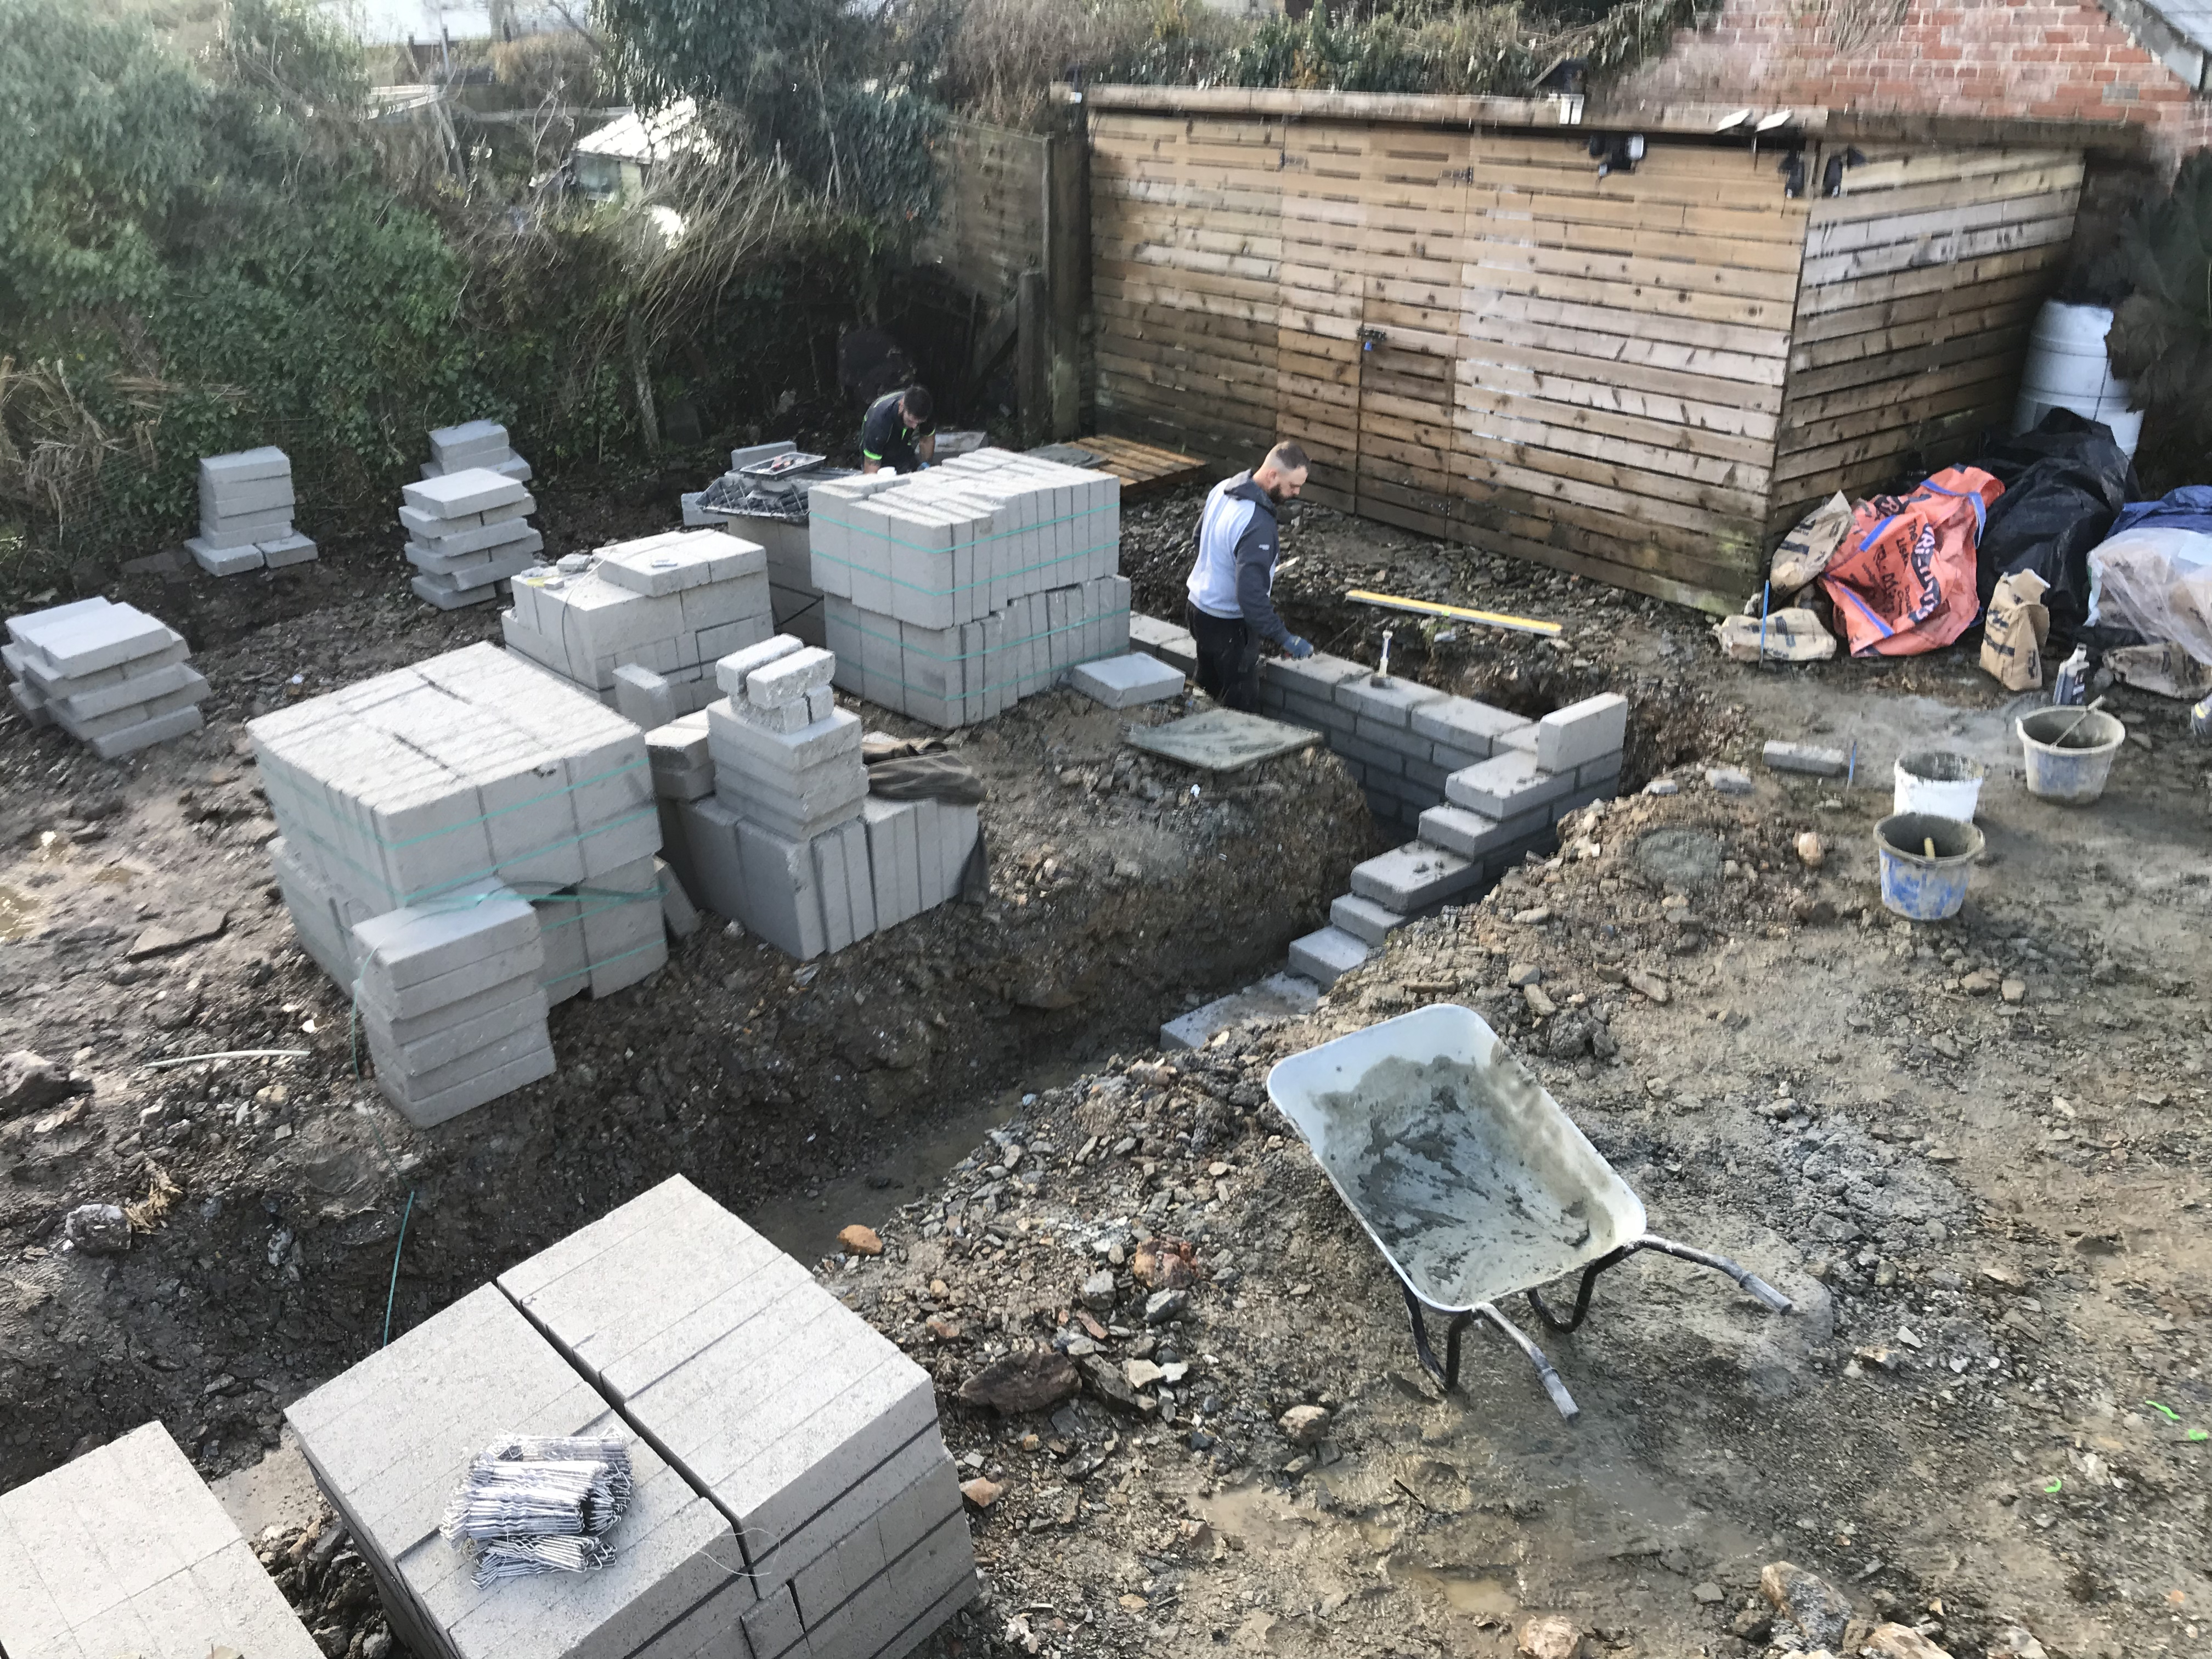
1974, 409, 2138, 647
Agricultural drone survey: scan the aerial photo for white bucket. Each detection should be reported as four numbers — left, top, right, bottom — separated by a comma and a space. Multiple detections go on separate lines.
1893, 749, 1985, 821
2013, 301, 2143, 458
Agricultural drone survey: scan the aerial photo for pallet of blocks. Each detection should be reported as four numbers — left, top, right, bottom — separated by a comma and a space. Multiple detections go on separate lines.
185, 446, 317, 575
351, 887, 556, 1127
285, 1284, 753, 1659
809, 448, 1130, 727
651, 636, 979, 960
250, 642, 667, 1026
401, 467, 545, 611
3, 596, 212, 757
501, 530, 774, 721
498, 1176, 978, 1659
0, 1420, 322, 1659
422, 418, 532, 483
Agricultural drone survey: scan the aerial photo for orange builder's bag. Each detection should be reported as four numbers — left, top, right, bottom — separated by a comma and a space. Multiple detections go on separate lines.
1819, 466, 2005, 658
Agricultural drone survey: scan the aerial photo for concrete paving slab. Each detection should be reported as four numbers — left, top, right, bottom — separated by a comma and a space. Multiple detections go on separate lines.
1123, 708, 1319, 772
1160, 971, 1321, 1050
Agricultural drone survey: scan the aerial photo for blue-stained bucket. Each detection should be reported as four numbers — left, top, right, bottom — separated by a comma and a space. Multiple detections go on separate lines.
1875, 812, 1984, 921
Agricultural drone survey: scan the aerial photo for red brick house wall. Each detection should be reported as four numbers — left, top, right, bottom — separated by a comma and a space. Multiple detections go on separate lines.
1618, 0, 2212, 164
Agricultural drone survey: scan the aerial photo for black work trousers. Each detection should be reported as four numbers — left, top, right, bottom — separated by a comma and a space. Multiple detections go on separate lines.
1187, 603, 1261, 712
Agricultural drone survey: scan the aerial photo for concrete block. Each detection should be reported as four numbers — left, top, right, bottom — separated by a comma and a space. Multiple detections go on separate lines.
374, 1025, 554, 1119
353, 887, 538, 991
1763, 740, 1847, 777
748, 646, 836, 709
743, 1586, 807, 1659
673, 797, 747, 920
1351, 715, 1434, 763
1070, 652, 1182, 709
1576, 753, 1623, 793
47, 662, 205, 724
616, 663, 679, 731
1277, 690, 1356, 736
10, 600, 178, 679
862, 798, 921, 931
185, 537, 266, 576
657, 857, 701, 939
1329, 892, 1406, 948
1410, 696, 1530, 757
599, 531, 743, 597
715, 635, 805, 696
409, 573, 500, 611
1534, 692, 1629, 775
1333, 674, 1444, 729
258, 531, 319, 568
402, 468, 529, 520
84, 701, 204, 760
1350, 841, 1481, 912
1444, 750, 1573, 820
366, 985, 548, 1079
202, 473, 296, 518
1257, 651, 1365, 701
428, 419, 510, 469
1128, 612, 1197, 676
736, 820, 827, 959
1416, 802, 1533, 861
1499, 724, 1539, 756
1288, 926, 1368, 987
198, 447, 291, 487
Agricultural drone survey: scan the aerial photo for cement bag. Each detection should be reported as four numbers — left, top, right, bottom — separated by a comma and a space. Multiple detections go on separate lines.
1820, 467, 2005, 657
2086, 524, 2212, 664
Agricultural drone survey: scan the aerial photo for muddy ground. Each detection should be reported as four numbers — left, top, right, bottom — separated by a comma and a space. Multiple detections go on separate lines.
2, 470, 2207, 1659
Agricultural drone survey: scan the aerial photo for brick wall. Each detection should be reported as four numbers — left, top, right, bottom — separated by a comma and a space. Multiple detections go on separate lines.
1618, 0, 2212, 164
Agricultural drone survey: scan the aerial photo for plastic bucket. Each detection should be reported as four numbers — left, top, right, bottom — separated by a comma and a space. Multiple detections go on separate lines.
1892, 749, 1986, 821
1875, 812, 1984, 921
2018, 707, 2126, 804
2013, 300, 2144, 458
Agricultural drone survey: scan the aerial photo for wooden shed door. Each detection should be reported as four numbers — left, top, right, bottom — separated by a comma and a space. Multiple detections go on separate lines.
1348, 130, 1469, 535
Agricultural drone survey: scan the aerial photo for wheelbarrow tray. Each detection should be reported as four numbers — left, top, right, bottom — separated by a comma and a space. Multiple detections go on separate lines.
1265, 1003, 1645, 1313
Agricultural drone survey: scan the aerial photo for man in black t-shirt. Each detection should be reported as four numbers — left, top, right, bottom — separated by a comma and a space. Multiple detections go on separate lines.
859, 385, 936, 473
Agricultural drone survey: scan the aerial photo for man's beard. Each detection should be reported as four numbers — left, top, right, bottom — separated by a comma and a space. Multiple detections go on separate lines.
1265, 481, 1294, 503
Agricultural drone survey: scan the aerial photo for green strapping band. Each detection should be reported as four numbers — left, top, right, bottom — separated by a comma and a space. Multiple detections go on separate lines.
810, 538, 1120, 599
828, 606, 1134, 667
812, 497, 1115, 556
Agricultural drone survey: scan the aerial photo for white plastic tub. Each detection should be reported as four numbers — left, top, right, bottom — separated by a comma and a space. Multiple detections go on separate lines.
2013, 301, 2143, 458
1893, 749, 1987, 821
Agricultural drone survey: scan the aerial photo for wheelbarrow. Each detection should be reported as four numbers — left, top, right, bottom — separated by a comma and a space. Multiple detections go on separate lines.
1265, 1004, 1792, 1419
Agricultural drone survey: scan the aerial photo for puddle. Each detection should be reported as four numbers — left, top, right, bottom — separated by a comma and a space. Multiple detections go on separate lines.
0, 885, 36, 943
91, 865, 137, 887
1386, 1561, 1517, 1618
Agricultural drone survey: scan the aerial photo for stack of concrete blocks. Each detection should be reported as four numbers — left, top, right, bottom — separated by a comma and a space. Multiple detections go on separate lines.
498, 1176, 975, 1659
185, 447, 317, 576
422, 419, 533, 483
1267, 667, 1629, 986
250, 642, 665, 1015
0, 1420, 323, 1659
402, 467, 545, 611
352, 886, 557, 1128
810, 448, 1130, 728
286, 1285, 752, 1659
502, 531, 774, 721
3, 596, 211, 758
647, 647, 979, 962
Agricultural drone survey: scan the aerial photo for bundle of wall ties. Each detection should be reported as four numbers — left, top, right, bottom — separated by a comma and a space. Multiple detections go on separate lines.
439, 1434, 634, 1587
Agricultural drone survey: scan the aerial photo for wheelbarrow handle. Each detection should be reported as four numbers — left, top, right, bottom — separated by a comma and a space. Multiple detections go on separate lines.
1640, 1234, 1795, 1313
1478, 1303, 1579, 1421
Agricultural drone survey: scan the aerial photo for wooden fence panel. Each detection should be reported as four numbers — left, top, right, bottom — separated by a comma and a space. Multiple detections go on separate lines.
917, 121, 1050, 302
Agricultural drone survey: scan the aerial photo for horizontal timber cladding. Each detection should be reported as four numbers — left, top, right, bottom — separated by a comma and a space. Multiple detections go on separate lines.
1765, 144, 2083, 534
1084, 102, 2086, 614
917, 120, 1052, 301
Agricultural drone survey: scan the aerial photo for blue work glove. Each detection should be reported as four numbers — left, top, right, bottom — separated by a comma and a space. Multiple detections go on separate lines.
1283, 635, 1315, 659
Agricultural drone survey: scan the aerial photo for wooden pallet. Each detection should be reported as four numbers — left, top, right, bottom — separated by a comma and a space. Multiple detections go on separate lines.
1052, 434, 1211, 499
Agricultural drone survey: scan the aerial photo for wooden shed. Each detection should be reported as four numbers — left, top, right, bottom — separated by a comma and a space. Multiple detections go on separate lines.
1077, 86, 2138, 611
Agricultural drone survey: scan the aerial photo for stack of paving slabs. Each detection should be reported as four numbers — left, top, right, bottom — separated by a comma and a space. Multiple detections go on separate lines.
286, 1285, 752, 1659
352, 885, 556, 1127
424, 419, 533, 483
503, 531, 773, 719
498, 1175, 975, 1659
3, 596, 211, 758
187, 446, 317, 575
0, 1420, 323, 1659
402, 467, 546, 611
810, 447, 1130, 727
249, 642, 665, 1011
